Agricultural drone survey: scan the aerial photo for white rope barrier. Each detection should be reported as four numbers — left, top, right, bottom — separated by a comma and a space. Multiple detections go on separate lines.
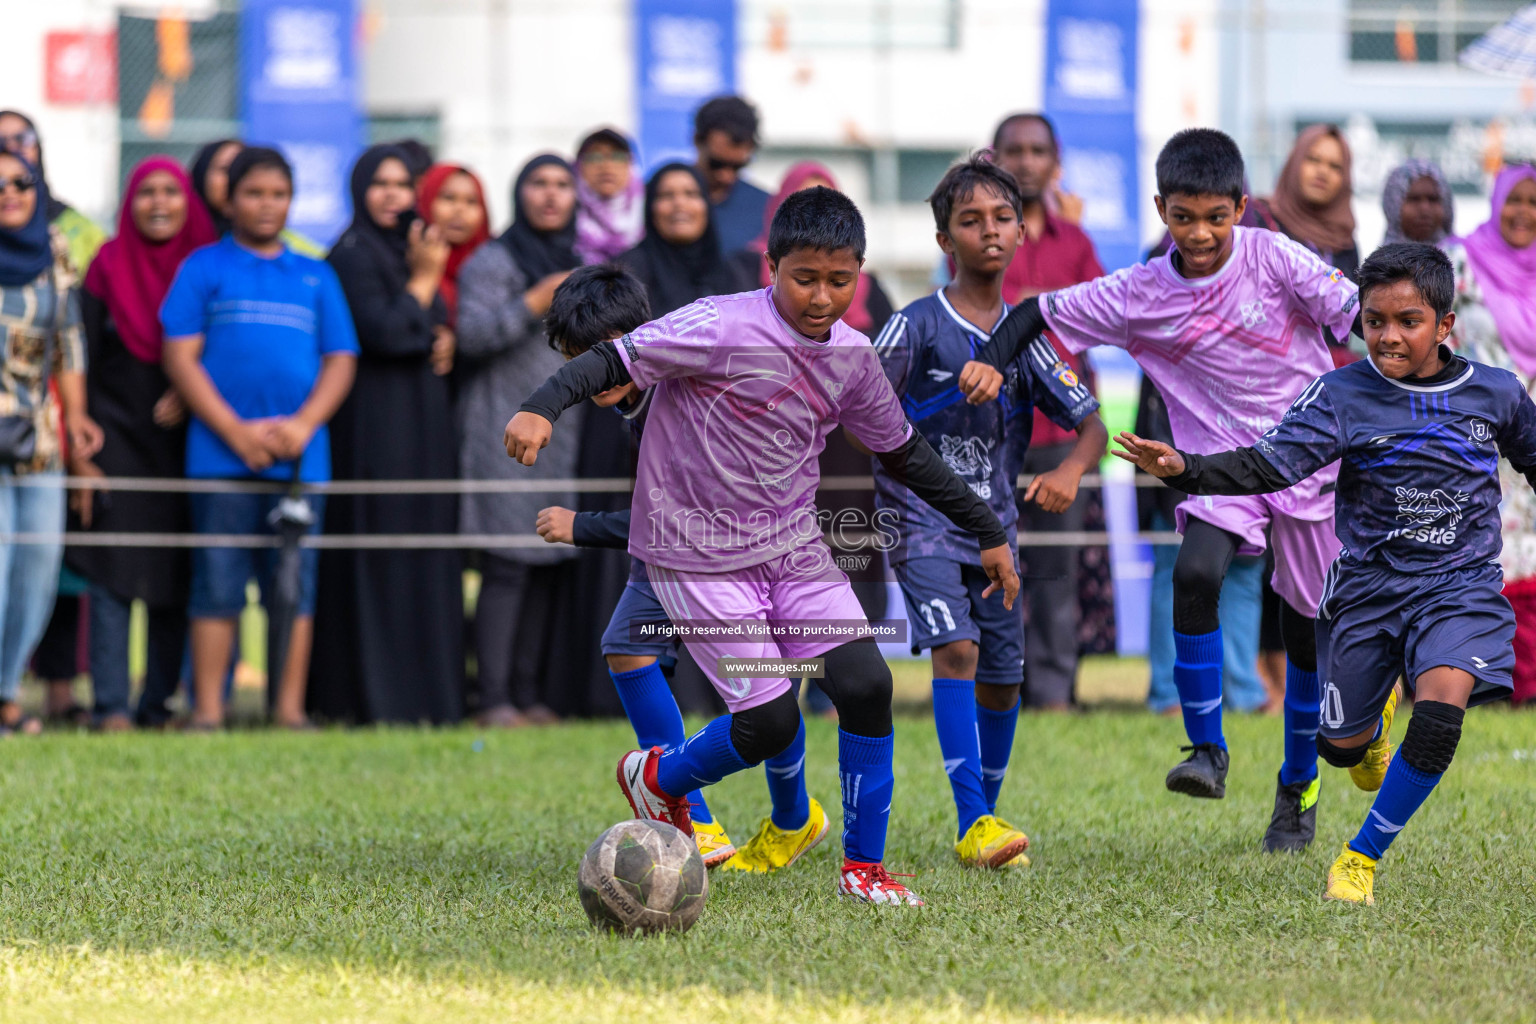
0, 530, 1187, 549
13, 472, 1174, 494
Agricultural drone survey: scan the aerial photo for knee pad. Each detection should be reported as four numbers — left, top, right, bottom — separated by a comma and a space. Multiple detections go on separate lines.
1399, 700, 1464, 775
820, 639, 893, 737
1278, 601, 1317, 672
1317, 733, 1367, 768
728, 690, 802, 765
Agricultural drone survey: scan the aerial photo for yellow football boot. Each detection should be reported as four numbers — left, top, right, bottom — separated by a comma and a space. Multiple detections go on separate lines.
720, 797, 829, 873
692, 819, 737, 869
955, 815, 1030, 869
1351, 684, 1401, 792
1324, 843, 1377, 905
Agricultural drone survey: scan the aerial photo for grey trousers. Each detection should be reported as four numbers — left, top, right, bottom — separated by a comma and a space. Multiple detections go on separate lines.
1018, 442, 1086, 707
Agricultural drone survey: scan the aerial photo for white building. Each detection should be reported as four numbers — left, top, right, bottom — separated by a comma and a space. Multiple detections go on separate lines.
7, 0, 1532, 301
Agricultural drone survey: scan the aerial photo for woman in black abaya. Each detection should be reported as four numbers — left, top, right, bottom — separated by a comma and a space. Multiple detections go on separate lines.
309, 144, 464, 724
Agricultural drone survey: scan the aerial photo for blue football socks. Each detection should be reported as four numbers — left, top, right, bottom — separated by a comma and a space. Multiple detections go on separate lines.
931, 678, 989, 836
976, 697, 1020, 815
763, 715, 810, 831
655, 715, 749, 800
839, 729, 895, 864
1280, 661, 1321, 787
1349, 757, 1441, 860
609, 662, 713, 823
1173, 628, 1226, 749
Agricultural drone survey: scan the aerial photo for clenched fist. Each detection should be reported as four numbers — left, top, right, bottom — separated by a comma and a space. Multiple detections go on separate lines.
504, 411, 553, 465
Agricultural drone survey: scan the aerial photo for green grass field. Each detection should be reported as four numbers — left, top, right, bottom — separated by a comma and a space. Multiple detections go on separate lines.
1, 676, 1533, 1023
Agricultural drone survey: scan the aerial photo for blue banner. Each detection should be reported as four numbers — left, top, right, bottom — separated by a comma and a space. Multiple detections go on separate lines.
1043, 0, 1141, 273
1043, 0, 1150, 656
241, 0, 362, 247
634, 0, 737, 172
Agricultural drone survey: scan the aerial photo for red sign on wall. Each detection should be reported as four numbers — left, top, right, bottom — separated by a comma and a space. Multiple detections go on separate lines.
45, 31, 118, 105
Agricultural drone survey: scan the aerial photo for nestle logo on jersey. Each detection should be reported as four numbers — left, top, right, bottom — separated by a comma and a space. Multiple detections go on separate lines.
1387, 486, 1468, 545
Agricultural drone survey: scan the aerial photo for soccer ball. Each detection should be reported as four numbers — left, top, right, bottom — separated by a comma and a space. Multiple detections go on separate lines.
577, 820, 708, 935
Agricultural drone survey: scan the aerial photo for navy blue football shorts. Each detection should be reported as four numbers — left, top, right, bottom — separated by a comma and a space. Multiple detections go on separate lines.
600, 561, 680, 667
1315, 558, 1515, 738
895, 555, 1024, 685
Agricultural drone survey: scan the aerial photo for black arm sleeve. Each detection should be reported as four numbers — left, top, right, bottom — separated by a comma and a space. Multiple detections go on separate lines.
517, 344, 632, 424
1164, 447, 1294, 496
974, 296, 1046, 370
875, 433, 1009, 550
571, 508, 632, 549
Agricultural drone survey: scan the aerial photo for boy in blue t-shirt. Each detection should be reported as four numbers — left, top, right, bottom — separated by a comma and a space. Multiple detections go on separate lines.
1116, 243, 1536, 904
873, 155, 1104, 868
161, 147, 358, 729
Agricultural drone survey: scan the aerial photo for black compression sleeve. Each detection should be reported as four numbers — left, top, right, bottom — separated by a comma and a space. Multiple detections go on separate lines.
974, 296, 1045, 369
517, 344, 633, 424
571, 509, 631, 549
1164, 448, 1293, 495
875, 433, 1009, 550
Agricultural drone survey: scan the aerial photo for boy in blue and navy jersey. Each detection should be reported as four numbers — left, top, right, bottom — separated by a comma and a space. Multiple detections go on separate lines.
872, 155, 1105, 868
1116, 242, 1536, 904
532, 264, 825, 875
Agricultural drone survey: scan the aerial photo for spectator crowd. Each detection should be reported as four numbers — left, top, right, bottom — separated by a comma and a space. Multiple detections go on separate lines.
0, 96, 1532, 736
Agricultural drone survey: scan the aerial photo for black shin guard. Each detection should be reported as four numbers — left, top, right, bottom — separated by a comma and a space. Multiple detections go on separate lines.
1398, 700, 1464, 775
1278, 600, 1317, 673
1318, 734, 1367, 768
728, 690, 802, 765
817, 639, 893, 737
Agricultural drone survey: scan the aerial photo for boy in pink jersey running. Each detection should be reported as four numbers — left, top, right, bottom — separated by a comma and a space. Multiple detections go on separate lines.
506, 187, 1020, 905
962, 129, 1360, 854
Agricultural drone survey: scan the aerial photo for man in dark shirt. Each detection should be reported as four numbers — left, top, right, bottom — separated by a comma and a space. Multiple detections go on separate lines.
693, 95, 770, 254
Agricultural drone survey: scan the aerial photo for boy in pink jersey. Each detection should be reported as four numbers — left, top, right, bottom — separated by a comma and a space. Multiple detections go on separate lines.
963, 129, 1360, 854
506, 187, 1020, 905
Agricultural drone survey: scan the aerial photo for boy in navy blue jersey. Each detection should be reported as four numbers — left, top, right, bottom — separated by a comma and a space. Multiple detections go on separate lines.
1115, 242, 1536, 904
533, 264, 825, 875
872, 155, 1105, 868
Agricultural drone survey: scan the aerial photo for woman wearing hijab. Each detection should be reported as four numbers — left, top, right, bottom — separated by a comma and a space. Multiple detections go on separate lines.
416, 163, 491, 328
64, 157, 215, 730
0, 151, 102, 735
0, 111, 106, 274
1381, 159, 1455, 248
457, 154, 584, 726
618, 163, 748, 316
1445, 164, 1536, 706
574, 128, 645, 265
308, 145, 464, 725
1256, 125, 1361, 368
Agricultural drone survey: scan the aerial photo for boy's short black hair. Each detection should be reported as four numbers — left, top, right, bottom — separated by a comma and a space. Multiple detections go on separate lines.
766, 186, 865, 264
545, 263, 653, 358
992, 112, 1057, 153
1357, 242, 1455, 321
928, 153, 1024, 233
226, 146, 293, 194
693, 95, 760, 146
1155, 128, 1245, 204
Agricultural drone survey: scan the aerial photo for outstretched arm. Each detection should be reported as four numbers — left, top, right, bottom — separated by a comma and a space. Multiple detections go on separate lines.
874, 432, 1020, 609
505, 345, 633, 465
1112, 431, 1292, 495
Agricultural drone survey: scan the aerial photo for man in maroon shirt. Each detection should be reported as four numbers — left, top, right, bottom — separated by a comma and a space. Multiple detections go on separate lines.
992, 113, 1106, 710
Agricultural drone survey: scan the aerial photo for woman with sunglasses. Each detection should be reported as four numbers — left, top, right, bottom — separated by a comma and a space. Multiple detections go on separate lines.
0, 111, 106, 275
0, 150, 104, 735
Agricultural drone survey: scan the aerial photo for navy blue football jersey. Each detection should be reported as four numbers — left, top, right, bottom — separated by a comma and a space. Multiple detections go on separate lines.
871, 289, 1098, 565
1255, 356, 1536, 574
